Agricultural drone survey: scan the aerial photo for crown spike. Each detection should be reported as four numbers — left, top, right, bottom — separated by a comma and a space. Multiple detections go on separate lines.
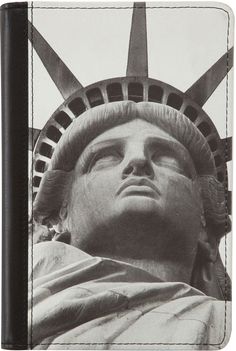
126, 2, 148, 77
28, 21, 83, 100
185, 47, 234, 106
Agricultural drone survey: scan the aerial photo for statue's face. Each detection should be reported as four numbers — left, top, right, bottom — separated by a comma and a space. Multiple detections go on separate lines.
66, 119, 203, 260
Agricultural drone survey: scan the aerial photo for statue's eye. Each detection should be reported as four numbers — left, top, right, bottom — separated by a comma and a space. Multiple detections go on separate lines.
153, 154, 180, 169
152, 152, 191, 177
89, 150, 122, 172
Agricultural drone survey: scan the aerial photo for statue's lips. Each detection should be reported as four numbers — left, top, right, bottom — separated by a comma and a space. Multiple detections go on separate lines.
116, 178, 161, 197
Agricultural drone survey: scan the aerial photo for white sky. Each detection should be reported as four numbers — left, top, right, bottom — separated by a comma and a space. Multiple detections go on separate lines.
29, 2, 233, 134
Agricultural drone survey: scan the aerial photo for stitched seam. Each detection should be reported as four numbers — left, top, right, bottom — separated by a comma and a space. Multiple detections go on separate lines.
221, 6, 231, 347
30, 2, 34, 349
0, 6, 232, 12
28, 4, 231, 348
24, 5, 28, 347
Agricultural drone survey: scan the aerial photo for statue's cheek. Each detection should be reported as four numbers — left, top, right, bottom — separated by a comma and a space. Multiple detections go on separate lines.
163, 175, 202, 214
159, 177, 203, 246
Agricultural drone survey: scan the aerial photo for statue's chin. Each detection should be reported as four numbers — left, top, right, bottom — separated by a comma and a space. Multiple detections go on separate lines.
114, 195, 162, 219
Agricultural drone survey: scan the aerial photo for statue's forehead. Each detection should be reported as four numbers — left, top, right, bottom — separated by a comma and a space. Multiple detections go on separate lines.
86, 119, 179, 148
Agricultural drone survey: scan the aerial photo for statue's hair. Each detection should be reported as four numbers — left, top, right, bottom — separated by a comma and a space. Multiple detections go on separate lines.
33, 101, 229, 237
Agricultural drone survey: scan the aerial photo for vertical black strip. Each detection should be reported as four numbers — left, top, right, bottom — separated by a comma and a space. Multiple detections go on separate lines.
1, 3, 28, 349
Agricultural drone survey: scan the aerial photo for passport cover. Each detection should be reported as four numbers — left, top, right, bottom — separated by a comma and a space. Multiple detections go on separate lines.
1, 1, 234, 350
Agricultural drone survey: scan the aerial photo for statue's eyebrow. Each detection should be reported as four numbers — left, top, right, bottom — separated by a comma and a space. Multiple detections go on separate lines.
88, 138, 127, 150
144, 136, 188, 155
84, 138, 126, 157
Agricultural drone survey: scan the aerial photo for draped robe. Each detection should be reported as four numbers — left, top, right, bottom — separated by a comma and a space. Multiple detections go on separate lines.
29, 241, 231, 350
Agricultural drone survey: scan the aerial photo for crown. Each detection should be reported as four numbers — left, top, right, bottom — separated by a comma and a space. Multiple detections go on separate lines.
29, 2, 233, 213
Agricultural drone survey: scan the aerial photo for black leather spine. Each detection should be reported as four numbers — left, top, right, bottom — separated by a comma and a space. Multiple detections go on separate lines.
1, 2, 28, 349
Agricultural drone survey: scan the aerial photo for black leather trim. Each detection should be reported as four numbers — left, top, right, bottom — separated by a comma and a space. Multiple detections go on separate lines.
1, 3, 28, 349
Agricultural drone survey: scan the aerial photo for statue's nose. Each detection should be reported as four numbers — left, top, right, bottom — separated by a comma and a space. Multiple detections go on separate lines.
122, 157, 154, 178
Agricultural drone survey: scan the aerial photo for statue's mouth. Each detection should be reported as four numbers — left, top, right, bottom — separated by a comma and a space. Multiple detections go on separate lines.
116, 177, 161, 197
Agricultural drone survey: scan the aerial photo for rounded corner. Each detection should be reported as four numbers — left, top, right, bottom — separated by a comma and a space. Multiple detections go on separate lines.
217, 326, 232, 350
214, 1, 235, 21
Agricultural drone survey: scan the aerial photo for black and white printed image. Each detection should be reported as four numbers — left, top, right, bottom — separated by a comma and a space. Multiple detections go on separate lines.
28, 2, 233, 349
